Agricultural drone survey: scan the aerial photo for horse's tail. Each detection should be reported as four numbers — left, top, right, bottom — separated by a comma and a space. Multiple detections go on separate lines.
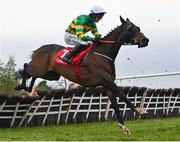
15, 63, 32, 80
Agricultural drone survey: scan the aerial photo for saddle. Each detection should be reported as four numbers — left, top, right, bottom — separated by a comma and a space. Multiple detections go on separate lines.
55, 44, 94, 66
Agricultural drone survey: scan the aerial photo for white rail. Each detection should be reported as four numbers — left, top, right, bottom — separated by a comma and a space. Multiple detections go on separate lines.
116, 72, 180, 80
115, 71, 180, 88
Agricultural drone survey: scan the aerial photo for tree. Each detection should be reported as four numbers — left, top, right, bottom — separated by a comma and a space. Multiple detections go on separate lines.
0, 59, 4, 90
0, 59, 4, 76
0, 56, 18, 94
4, 56, 16, 78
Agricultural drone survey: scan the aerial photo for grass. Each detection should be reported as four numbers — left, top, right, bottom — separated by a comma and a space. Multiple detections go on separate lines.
0, 117, 180, 141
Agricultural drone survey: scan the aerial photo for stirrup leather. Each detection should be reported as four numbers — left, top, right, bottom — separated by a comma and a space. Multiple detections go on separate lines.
61, 56, 72, 64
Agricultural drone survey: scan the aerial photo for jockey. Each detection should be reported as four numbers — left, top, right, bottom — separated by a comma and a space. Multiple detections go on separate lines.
61, 5, 106, 64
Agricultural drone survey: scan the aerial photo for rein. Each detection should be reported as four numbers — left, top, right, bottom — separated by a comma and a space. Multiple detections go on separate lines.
100, 39, 136, 46
95, 39, 135, 61
99, 40, 115, 44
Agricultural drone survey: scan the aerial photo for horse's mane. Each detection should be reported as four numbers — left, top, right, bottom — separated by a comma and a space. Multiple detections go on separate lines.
103, 25, 121, 39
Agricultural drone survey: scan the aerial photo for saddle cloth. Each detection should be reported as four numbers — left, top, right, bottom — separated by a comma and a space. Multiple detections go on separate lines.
55, 44, 94, 66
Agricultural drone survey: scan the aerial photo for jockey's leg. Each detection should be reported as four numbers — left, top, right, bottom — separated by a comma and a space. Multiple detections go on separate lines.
61, 44, 87, 64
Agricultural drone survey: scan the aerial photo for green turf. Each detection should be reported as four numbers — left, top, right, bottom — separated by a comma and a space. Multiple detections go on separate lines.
0, 117, 180, 141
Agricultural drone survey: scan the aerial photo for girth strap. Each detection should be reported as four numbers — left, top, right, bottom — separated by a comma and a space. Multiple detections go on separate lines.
93, 52, 113, 62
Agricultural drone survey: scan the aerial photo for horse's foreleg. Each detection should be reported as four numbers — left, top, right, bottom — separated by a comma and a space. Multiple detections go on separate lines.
101, 78, 147, 134
102, 79, 136, 110
103, 88, 131, 134
102, 78, 147, 121
116, 87, 147, 115
110, 95, 131, 134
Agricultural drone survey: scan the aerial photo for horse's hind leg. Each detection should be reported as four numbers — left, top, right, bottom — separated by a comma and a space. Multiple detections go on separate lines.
15, 71, 29, 91
15, 63, 32, 91
27, 77, 36, 92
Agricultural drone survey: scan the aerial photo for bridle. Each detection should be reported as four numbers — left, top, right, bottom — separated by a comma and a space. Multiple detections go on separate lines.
92, 18, 148, 62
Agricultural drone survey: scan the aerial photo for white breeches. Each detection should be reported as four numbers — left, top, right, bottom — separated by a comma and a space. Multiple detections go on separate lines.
64, 32, 92, 46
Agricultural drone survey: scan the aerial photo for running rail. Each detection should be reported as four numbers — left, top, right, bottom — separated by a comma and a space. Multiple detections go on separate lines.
116, 71, 180, 80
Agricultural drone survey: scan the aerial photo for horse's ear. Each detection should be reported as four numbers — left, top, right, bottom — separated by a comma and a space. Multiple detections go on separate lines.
126, 18, 130, 21
120, 16, 126, 24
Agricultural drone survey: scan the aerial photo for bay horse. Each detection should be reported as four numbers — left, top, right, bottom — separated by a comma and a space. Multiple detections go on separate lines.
15, 16, 149, 134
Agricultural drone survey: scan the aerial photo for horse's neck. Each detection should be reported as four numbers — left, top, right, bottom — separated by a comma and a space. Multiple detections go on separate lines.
95, 26, 123, 62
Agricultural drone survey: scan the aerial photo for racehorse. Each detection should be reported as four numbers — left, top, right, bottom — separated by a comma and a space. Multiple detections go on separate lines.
15, 16, 149, 134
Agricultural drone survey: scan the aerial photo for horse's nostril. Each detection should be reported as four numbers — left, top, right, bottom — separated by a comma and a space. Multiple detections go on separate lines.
143, 38, 149, 44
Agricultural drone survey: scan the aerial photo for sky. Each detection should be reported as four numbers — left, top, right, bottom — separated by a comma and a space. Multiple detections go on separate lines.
0, 0, 180, 88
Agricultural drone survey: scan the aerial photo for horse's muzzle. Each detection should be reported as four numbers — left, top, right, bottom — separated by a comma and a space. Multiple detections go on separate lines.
138, 38, 149, 48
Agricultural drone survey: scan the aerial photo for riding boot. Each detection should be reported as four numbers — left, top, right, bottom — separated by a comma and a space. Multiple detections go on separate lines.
61, 44, 86, 64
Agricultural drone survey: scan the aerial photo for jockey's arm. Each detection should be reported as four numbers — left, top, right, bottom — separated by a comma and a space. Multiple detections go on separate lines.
91, 23, 101, 39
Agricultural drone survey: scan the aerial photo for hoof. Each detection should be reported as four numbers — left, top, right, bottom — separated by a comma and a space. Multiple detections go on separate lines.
123, 128, 131, 135
119, 124, 131, 135
135, 107, 148, 116
27, 89, 38, 97
15, 85, 31, 92
24, 87, 32, 92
